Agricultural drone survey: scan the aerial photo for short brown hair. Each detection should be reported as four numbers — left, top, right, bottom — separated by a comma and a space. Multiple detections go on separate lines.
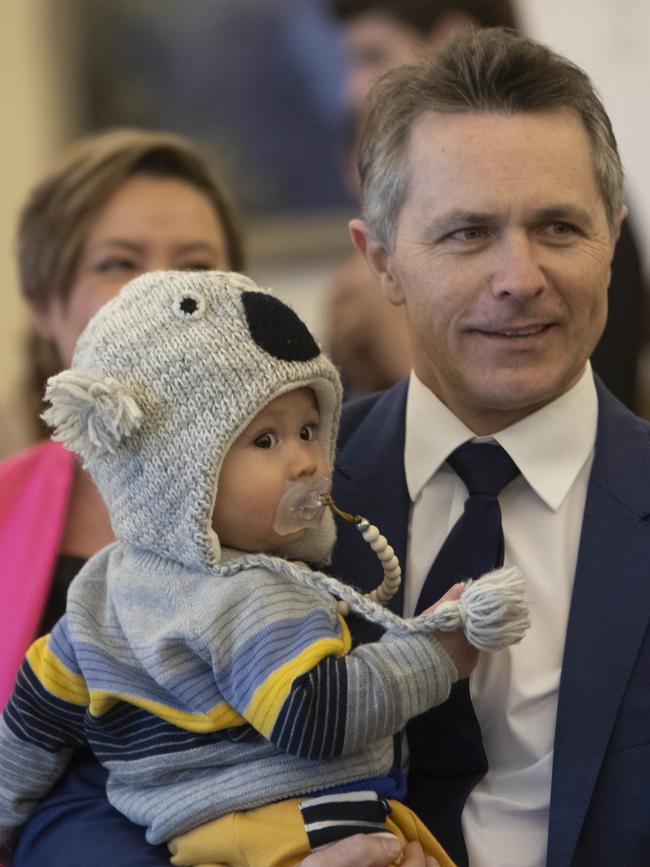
358, 28, 624, 248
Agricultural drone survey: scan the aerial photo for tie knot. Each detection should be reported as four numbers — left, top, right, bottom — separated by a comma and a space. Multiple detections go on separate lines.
447, 441, 519, 497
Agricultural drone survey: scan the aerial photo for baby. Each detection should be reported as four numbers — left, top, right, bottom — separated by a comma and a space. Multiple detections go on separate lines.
0, 271, 527, 866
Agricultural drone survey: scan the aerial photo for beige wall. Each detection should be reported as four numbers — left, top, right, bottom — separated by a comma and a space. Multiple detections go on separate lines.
0, 0, 79, 450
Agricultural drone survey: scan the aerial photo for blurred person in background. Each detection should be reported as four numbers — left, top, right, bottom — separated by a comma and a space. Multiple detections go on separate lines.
0, 127, 244, 708
325, 0, 647, 411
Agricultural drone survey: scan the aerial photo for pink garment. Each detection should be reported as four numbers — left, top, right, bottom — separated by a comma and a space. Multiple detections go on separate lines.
0, 440, 74, 709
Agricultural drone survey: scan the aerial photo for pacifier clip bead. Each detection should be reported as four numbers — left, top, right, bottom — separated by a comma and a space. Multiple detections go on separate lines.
320, 495, 402, 611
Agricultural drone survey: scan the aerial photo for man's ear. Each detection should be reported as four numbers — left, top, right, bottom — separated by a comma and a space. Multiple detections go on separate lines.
611, 204, 628, 247
348, 218, 405, 305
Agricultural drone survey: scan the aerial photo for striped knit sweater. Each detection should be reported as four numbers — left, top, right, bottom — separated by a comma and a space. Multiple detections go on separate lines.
0, 543, 456, 846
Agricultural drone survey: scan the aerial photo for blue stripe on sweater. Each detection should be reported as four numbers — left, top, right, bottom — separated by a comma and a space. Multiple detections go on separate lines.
70, 610, 340, 717
3, 659, 263, 763
85, 703, 261, 762
271, 655, 348, 759
3, 662, 86, 753
75, 645, 188, 701
48, 617, 84, 674
218, 610, 342, 709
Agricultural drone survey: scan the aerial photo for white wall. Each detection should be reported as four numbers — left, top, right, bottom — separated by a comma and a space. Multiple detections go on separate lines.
519, 0, 650, 273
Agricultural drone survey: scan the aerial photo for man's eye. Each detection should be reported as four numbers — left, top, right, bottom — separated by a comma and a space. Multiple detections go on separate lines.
539, 221, 582, 243
449, 227, 486, 242
253, 432, 277, 449
299, 423, 317, 442
549, 221, 578, 236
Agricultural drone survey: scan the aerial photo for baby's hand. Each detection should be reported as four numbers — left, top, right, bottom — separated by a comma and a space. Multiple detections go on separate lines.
423, 583, 479, 680
421, 566, 529, 656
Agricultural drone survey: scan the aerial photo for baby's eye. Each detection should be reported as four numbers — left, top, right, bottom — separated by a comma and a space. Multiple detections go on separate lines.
299, 423, 318, 442
253, 432, 278, 449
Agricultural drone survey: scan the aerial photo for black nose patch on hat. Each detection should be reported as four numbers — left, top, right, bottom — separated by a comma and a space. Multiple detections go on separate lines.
242, 291, 320, 362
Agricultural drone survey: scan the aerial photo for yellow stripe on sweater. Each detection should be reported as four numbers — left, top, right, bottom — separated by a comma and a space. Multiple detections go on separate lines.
27, 636, 89, 706
88, 692, 246, 732
245, 614, 351, 737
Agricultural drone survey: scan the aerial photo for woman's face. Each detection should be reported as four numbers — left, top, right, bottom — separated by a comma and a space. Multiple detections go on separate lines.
34, 174, 231, 367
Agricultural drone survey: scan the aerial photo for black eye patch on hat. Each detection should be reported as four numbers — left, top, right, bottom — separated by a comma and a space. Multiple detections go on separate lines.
242, 291, 320, 362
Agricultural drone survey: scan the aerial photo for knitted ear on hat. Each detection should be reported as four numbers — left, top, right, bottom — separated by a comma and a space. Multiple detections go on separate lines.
42, 370, 143, 463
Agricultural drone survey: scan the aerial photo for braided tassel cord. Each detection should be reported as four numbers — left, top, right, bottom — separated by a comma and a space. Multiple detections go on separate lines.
226, 550, 530, 654
328, 565, 529, 652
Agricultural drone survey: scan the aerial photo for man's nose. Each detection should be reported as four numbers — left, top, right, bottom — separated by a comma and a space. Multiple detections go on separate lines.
491, 233, 547, 300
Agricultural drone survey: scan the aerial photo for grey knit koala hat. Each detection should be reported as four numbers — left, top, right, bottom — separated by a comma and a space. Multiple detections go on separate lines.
42, 270, 342, 571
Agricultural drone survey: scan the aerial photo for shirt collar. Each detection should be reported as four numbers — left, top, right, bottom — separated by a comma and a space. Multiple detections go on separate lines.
404, 363, 598, 511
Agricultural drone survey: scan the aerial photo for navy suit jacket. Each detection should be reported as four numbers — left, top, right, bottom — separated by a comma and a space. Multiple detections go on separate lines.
330, 376, 650, 867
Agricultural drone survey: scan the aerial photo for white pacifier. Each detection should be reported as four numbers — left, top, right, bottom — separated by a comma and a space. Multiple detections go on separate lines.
273, 476, 332, 536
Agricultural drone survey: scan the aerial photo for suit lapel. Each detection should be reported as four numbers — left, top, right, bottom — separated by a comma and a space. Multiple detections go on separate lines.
548, 382, 650, 865
333, 381, 410, 616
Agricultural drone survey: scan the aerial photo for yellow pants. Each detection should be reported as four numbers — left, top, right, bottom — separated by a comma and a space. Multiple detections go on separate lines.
168, 798, 456, 867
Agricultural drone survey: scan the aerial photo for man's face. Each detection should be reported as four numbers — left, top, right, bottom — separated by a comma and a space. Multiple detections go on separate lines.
354, 109, 623, 434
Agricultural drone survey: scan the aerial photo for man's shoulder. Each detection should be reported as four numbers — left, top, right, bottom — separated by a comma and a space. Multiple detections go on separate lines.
339, 391, 384, 442
589, 379, 650, 511
596, 378, 650, 447
339, 381, 408, 449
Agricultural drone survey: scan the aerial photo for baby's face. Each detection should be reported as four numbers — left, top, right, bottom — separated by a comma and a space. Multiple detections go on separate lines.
212, 387, 330, 553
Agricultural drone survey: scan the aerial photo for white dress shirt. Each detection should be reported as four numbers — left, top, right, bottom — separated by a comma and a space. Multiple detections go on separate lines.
403, 364, 598, 867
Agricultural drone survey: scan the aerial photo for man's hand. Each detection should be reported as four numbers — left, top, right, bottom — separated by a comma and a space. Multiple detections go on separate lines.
299, 835, 440, 866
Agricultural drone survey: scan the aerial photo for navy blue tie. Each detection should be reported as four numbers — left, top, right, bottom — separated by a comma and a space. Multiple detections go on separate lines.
407, 441, 520, 866
415, 441, 520, 614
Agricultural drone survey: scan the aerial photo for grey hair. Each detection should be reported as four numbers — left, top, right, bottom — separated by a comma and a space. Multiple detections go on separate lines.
358, 28, 624, 249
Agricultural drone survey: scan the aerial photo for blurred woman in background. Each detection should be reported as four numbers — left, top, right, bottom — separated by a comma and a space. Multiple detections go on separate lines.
0, 127, 245, 712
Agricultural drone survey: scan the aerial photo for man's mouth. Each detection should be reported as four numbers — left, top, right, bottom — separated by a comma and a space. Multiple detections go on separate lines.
475, 323, 552, 338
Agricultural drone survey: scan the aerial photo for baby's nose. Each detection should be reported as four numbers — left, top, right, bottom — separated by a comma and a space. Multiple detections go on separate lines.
290, 447, 318, 479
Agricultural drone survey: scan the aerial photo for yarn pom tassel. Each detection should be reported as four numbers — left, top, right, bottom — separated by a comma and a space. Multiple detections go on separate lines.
430, 566, 530, 651
42, 370, 143, 463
